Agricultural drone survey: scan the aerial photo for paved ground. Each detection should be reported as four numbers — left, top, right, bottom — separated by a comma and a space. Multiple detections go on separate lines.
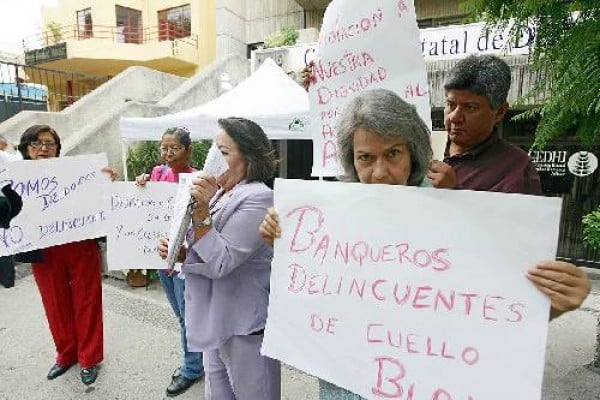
1, 265, 600, 400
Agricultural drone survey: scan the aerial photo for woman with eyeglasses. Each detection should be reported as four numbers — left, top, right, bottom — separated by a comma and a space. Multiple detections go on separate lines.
136, 127, 204, 397
15, 124, 117, 386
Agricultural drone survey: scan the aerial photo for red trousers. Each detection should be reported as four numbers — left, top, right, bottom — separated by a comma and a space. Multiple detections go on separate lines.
32, 239, 103, 368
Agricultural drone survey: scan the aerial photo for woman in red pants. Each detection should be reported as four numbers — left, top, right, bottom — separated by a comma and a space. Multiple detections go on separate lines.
16, 125, 114, 385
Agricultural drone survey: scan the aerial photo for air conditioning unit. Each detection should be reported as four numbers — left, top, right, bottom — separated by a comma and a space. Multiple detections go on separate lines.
251, 48, 289, 73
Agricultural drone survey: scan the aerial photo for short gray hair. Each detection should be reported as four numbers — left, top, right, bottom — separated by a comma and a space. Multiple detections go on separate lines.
336, 89, 432, 186
443, 54, 511, 109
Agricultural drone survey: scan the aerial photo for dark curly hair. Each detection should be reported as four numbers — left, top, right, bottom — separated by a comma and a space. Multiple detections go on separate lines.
217, 117, 278, 183
18, 125, 62, 159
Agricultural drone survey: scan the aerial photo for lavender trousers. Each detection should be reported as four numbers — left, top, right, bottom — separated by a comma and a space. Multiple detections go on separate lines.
204, 334, 281, 400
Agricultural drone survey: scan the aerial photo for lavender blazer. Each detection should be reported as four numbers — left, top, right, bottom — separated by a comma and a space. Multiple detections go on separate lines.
182, 181, 273, 352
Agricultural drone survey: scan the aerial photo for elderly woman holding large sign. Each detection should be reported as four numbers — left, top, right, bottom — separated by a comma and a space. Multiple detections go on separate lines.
157, 117, 281, 400
259, 89, 590, 399
15, 125, 116, 386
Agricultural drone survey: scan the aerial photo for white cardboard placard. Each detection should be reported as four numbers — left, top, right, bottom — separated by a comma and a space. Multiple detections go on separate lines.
263, 178, 562, 400
0, 154, 109, 256
310, 0, 431, 176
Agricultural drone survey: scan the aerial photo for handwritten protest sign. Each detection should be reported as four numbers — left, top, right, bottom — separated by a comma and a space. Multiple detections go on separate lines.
310, 0, 431, 176
106, 182, 177, 270
0, 154, 109, 256
263, 179, 562, 400
166, 143, 229, 268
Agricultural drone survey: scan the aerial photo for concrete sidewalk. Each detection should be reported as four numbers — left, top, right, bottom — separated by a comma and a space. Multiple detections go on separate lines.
1, 268, 600, 400
0, 273, 317, 400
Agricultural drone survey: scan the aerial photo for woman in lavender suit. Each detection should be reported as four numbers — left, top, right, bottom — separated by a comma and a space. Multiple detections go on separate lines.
158, 117, 280, 400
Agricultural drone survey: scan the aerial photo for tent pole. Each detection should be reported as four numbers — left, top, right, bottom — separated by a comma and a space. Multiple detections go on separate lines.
278, 140, 287, 178
121, 140, 128, 181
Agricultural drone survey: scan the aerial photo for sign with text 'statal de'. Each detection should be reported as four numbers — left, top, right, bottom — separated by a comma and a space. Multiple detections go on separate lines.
310, 0, 431, 177
0, 154, 109, 256
106, 182, 178, 270
262, 179, 562, 400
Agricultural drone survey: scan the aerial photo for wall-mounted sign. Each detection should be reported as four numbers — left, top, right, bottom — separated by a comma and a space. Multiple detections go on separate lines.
252, 20, 536, 73
529, 147, 599, 193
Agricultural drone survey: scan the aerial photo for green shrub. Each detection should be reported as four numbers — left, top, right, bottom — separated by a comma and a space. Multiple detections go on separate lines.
583, 207, 600, 250
125, 140, 212, 181
264, 26, 299, 49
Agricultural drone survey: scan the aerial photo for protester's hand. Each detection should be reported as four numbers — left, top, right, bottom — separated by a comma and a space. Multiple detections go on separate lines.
157, 236, 169, 260
527, 260, 591, 319
136, 172, 150, 187
300, 61, 315, 92
260, 207, 281, 247
190, 172, 218, 214
102, 167, 118, 182
427, 160, 456, 189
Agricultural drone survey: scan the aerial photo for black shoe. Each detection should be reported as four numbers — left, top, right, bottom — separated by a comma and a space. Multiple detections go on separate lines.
80, 365, 99, 385
47, 363, 73, 380
166, 375, 197, 397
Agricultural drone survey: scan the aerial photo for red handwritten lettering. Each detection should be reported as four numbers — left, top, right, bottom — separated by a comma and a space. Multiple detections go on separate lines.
286, 206, 323, 253
461, 347, 480, 365
310, 314, 338, 335
506, 302, 525, 323
397, 0, 408, 17
412, 286, 432, 309
316, 67, 388, 105
322, 140, 338, 168
483, 295, 504, 321
319, 9, 384, 47
287, 263, 306, 293
406, 334, 419, 354
372, 280, 387, 301
366, 324, 478, 367
367, 323, 385, 343
404, 83, 429, 99
371, 357, 413, 398
459, 293, 479, 316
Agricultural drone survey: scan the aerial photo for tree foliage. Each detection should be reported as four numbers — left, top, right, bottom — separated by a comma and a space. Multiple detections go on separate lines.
264, 26, 299, 49
462, 0, 600, 148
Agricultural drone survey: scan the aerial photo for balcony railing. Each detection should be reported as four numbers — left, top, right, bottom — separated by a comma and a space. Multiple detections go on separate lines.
23, 24, 199, 52
0, 61, 109, 119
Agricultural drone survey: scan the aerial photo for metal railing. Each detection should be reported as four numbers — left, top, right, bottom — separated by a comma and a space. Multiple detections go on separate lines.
23, 24, 199, 52
0, 61, 109, 120
556, 168, 600, 267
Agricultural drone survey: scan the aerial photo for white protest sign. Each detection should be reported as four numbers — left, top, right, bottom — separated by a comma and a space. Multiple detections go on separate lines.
0, 154, 109, 256
106, 182, 178, 270
263, 179, 562, 400
311, 0, 431, 177
166, 143, 229, 267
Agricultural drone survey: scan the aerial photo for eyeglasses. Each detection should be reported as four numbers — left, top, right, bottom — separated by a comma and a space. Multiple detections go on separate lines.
160, 146, 184, 154
29, 140, 58, 150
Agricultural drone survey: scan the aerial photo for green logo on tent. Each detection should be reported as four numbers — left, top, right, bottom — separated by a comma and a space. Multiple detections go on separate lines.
289, 118, 305, 131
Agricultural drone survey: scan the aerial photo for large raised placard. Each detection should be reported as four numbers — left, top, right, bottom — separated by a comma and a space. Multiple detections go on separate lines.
310, 0, 431, 176
263, 179, 562, 400
0, 154, 109, 256
107, 182, 177, 270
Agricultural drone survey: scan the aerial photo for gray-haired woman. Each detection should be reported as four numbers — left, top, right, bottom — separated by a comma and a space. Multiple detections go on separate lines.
261, 88, 452, 399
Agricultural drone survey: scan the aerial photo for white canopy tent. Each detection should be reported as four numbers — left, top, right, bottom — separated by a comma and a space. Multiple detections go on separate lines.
119, 58, 311, 142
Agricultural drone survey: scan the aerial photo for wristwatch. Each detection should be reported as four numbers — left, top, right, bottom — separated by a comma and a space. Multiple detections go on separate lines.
192, 214, 212, 227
